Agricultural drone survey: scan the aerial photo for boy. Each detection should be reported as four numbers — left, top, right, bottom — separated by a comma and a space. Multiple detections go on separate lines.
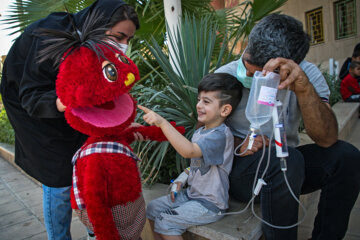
138, 72, 243, 240
340, 61, 360, 102
339, 43, 360, 80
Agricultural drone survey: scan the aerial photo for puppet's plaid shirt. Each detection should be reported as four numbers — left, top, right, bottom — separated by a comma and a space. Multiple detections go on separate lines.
71, 141, 140, 209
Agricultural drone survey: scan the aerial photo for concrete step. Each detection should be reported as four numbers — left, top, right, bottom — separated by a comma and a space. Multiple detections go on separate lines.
142, 184, 262, 240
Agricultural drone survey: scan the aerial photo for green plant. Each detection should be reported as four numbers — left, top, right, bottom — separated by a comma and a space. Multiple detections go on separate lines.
0, 97, 15, 145
133, 13, 247, 185
323, 72, 342, 106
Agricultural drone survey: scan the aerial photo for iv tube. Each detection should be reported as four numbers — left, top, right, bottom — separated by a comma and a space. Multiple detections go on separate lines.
272, 100, 288, 158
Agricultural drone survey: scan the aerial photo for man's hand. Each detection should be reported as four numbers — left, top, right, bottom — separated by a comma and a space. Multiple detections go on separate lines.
262, 57, 310, 94
235, 135, 269, 157
138, 105, 166, 127
56, 98, 66, 112
263, 57, 338, 147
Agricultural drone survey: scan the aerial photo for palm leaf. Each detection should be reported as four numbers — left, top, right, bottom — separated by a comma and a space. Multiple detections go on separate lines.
134, 13, 235, 185
1, 0, 94, 36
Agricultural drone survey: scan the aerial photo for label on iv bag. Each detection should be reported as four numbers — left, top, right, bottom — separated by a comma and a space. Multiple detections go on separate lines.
257, 86, 277, 106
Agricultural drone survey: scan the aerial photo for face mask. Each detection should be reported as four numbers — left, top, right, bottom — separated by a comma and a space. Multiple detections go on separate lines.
118, 43, 128, 55
237, 57, 253, 89
105, 40, 128, 55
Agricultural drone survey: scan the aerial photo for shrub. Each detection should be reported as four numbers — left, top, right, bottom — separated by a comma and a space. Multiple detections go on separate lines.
323, 72, 342, 106
0, 104, 15, 144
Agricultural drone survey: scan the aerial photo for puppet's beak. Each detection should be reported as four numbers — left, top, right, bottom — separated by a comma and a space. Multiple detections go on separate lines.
125, 73, 135, 86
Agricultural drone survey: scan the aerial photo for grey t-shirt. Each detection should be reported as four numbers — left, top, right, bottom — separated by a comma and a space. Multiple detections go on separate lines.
187, 123, 234, 211
215, 60, 330, 147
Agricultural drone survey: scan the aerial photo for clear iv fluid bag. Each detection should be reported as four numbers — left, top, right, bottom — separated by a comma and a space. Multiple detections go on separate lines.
245, 71, 280, 129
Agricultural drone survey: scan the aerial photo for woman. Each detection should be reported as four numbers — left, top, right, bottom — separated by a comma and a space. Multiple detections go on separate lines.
0, 0, 139, 239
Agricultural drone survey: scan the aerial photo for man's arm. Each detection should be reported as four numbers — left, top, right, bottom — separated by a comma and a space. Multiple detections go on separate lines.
263, 58, 338, 147
138, 105, 202, 158
296, 83, 338, 147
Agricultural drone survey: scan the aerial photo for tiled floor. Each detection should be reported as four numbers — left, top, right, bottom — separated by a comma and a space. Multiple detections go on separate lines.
0, 157, 87, 240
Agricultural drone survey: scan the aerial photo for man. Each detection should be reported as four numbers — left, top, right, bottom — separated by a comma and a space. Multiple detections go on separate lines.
215, 14, 360, 240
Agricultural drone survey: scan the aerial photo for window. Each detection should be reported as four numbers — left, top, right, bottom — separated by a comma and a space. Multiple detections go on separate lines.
334, 0, 357, 39
306, 8, 324, 45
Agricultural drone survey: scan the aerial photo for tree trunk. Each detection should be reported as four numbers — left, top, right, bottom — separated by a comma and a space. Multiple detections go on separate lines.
163, 0, 182, 76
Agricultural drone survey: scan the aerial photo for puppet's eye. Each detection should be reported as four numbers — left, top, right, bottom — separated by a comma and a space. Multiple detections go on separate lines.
118, 55, 129, 64
102, 63, 118, 82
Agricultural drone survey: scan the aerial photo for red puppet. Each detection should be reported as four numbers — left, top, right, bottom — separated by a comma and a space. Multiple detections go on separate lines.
37, 10, 184, 240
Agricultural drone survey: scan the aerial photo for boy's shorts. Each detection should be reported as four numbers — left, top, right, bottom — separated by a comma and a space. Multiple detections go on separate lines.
146, 190, 223, 235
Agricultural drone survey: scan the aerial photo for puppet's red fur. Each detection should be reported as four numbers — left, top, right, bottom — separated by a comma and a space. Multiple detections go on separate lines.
56, 45, 184, 240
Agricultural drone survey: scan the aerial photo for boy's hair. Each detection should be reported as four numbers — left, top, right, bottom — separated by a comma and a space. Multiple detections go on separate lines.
352, 43, 360, 58
349, 61, 360, 69
198, 73, 243, 115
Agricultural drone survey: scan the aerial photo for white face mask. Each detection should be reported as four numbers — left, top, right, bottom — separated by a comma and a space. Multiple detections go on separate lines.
118, 43, 128, 55
105, 40, 129, 55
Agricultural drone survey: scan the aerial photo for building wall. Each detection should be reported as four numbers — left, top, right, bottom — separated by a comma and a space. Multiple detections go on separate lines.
279, 0, 360, 71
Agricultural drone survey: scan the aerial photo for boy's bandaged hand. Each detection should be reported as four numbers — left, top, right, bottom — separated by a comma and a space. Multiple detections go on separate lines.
170, 171, 189, 202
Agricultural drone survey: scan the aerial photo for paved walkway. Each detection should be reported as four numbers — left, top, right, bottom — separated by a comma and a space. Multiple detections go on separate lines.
0, 154, 87, 239
1, 118, 360, 240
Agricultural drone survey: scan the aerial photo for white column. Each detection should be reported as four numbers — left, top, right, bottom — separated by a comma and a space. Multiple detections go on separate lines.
329, 58, 334, 77
163, 0, 182, 75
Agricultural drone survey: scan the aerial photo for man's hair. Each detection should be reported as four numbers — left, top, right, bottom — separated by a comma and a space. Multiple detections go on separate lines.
198, 73, 243, 116
108, 4, 140, 30
352, 43, 360, 58
349, 61, 360, 69
246, 14, 310, 67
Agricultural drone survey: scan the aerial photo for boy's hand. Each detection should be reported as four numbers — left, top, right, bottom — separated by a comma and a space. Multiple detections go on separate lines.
138, 105, 166, 127
170, 182, 182, 202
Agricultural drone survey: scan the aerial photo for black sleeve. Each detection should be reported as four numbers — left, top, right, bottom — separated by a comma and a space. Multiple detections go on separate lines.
339, 58, 351, 80
17, 30, 63, 118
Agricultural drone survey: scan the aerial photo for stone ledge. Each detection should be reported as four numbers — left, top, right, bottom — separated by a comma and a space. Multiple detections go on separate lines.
299, 102, 359, 145
142, 184, 262, 240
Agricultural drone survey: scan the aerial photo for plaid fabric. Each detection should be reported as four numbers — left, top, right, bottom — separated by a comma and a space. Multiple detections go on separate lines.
72, 141, 140, 209
74, 194, 146, 240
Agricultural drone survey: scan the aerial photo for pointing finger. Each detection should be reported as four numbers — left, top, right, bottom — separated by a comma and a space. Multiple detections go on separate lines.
138, 105, 151, 113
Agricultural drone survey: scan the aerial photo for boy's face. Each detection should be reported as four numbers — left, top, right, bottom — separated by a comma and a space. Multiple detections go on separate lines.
350, 65, 360, 78
197, 91, 229, 129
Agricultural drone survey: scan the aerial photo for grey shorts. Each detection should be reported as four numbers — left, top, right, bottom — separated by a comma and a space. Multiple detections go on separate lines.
146, 190, 223, 235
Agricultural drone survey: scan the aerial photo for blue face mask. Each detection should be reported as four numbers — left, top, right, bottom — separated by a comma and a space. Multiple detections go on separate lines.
237, 57, 253, 89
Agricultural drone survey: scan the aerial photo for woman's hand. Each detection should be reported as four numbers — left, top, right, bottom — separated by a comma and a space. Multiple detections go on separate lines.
56, 98, 66, 112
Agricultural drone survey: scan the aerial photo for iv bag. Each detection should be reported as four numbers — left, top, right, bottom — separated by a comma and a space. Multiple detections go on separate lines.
245, 71, 280, 129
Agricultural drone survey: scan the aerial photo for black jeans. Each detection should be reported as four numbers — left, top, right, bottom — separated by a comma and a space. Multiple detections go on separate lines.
229, 140, 360, 240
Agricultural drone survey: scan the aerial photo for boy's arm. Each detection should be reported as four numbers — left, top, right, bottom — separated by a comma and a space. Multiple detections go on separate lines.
138, 105, 202, 158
